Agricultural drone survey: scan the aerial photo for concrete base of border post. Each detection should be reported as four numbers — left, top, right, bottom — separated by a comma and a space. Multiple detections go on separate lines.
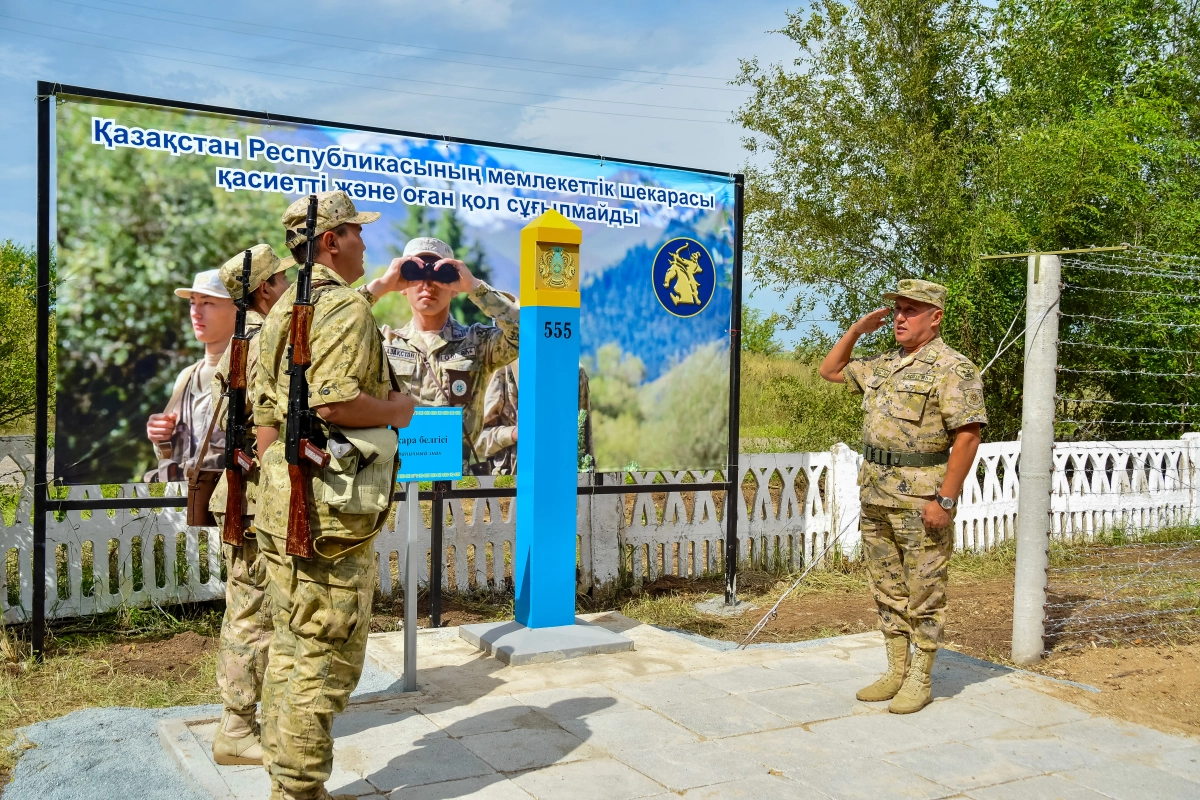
1011, 254, 1061, 665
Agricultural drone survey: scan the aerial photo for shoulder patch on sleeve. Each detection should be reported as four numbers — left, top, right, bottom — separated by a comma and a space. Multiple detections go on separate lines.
965, 387, 984, 408
954, 363, 977, 381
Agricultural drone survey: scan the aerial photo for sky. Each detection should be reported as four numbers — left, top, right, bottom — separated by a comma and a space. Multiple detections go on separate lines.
0, 0, 815, 343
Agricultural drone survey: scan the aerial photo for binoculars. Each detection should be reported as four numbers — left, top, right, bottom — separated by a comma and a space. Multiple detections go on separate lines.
400, 256, 458, 284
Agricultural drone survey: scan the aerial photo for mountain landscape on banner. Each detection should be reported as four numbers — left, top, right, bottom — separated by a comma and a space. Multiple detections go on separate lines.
581, 223, 733, 383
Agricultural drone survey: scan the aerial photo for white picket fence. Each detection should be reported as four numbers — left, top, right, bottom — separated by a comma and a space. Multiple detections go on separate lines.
3, 434, 1199, 623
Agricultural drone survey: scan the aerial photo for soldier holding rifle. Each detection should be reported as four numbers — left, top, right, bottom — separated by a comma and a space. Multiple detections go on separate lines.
253, 190, 414, 800
819, 280, 986, 714
204, 244, 291, 765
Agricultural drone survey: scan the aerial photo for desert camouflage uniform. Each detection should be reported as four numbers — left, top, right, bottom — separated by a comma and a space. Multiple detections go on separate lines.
253, 261, 392, 799
381, 284, 518, 470
843, 335, 986, 650
475, 364, 593, 475
200, 308, 272, 716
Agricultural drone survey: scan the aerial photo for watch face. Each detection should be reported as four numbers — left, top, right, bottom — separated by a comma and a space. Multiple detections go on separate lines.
940, 496, 955, 509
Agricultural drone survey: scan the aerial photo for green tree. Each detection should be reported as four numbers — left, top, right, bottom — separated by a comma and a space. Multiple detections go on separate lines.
0, 240, 55, 429
736, 0, 1200, 441
741, 306, 785, 356
55, 101, 289, 481
389, 206, 495, 326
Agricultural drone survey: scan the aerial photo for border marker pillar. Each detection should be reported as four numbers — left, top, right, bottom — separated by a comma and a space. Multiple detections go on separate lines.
460, 209, 632, 663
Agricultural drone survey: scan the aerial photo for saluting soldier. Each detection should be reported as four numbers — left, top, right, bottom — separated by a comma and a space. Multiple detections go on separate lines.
475, 361, 593, 475
144, 269, 237, 482
205, 244, 291, 766
819, 279, 985, 714
253, 191, 415, 800
368, 236, 519, 473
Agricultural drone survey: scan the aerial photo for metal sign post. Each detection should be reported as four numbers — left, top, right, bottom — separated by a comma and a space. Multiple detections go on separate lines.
403, 480, 420, 692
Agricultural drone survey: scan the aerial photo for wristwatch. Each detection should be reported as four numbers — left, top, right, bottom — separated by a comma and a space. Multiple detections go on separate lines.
935, 492, 956, 510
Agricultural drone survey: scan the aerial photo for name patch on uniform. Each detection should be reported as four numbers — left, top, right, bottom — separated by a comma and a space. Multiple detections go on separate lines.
955, 363, 977, 380
872, 367, 892, 378
904, 371, 934, 382
385, 347, 416, 360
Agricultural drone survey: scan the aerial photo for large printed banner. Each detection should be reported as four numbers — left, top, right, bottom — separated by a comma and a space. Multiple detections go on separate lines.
53, 93, 735, 484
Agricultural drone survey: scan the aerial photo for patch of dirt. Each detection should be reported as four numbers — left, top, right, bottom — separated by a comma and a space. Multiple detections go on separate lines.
92, 631, 215, 680
1040, 643, 1200, 738
370, 593, 504, 632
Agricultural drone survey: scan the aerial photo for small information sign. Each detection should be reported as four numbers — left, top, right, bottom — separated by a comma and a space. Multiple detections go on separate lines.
396, 408, 463, 481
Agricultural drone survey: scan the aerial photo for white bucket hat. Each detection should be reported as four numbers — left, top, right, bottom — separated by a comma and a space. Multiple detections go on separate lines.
174, 268, 232, 300
403, 237, 454, 260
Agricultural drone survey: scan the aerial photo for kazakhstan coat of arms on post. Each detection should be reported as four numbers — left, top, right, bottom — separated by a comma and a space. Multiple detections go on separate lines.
651, 237, 716, 318
538, 245, 577, 289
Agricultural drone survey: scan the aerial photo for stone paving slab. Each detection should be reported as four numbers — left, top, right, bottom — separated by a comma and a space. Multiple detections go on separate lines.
161, 613, 1200, 800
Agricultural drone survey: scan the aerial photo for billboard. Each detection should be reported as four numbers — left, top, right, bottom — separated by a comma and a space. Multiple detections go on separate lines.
51, 90, 737, 485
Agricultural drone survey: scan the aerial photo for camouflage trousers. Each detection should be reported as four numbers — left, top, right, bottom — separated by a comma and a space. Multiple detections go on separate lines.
257, 532, 376, 800
860, 503, 955, 651
216, 533, 272, 713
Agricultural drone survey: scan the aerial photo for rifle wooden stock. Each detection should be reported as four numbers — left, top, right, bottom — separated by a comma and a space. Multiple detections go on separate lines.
222, 467, 245, 546
286, 462, 314, 559
289, 305, 314, 366
227, 338, 248, 390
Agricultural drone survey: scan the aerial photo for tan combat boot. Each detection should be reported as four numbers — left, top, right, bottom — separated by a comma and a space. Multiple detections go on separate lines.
856, 632, 910, 702
212, 708, 263, 765
889, 647, 936, 714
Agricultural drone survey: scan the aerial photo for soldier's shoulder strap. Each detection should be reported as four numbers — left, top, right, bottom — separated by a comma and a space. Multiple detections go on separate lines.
163, 360, 203, 416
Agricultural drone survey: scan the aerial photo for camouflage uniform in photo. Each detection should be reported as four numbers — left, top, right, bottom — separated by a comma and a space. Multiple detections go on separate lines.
253, 192, 392, 800
380, 285, 518, 471
842, 281, 987, 652
205, 243, 293, 738
475, 363, 593, 475
144, 358, 226, 482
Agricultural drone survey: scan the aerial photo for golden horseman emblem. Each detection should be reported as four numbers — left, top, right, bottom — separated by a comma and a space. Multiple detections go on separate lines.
663, 243, 703, 306
538, 245, 577, 289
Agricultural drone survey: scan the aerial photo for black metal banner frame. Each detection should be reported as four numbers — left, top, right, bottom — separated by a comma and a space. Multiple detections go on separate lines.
31, 80, 746, 655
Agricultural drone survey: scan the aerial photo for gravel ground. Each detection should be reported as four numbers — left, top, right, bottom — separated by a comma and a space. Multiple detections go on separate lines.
5, 662, 401, 800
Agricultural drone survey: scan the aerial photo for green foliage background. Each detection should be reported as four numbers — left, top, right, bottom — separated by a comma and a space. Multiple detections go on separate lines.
0, 240, 53, 431
737, 0, 1200, 442
55, 101, 289, 482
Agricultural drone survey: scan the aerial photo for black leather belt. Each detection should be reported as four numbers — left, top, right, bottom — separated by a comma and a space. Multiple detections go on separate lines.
863, 446, 949, 467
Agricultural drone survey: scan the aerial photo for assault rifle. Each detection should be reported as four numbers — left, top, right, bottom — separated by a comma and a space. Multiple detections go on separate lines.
285, 194, 330, 559
221, 249, 256, 546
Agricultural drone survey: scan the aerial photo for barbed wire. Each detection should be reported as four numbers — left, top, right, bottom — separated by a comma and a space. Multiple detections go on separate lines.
1058, 341, 1200, 355
1061, 313, 1200, 328
1060, 282, 1200, 300
1057, 367, 1196, 378
1056, 397, 1195, 408
1057, 418, 1195, 427
1063, 262, 1200, 280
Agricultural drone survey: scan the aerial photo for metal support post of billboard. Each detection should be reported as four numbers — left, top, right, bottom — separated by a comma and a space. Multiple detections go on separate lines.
1011, 253, 1061, 665
33, 82, 53, 660
430, 480, 447, 628
403, 480, 419, 692
724, 176, 745, 606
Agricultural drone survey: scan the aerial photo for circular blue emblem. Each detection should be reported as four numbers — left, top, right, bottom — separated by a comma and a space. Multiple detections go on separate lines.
652, 238, 715, 318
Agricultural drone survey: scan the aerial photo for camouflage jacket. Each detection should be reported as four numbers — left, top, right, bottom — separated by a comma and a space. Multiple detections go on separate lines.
207, 310, 264, 520
380, 282, 519, 469
843, 336, 987, 509
252, 265, 394, 559
475, 363, 593, 475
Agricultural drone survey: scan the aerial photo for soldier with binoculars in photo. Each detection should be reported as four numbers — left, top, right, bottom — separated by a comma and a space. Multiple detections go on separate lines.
365, 236, 520, 473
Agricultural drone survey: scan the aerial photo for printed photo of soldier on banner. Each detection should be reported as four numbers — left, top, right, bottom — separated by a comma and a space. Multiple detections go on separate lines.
51, 89, 737, 485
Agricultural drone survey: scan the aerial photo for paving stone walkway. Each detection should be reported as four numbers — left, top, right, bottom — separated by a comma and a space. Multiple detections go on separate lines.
162, 613, 1200, 799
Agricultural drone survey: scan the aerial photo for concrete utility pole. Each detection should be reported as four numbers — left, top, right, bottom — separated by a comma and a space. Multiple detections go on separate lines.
1011, 253, 1061, 665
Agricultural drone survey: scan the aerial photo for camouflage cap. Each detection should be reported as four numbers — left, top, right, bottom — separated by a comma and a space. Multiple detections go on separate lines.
217, 243, 294, 300
883, 279, 947, 310
282, 190, 380, 249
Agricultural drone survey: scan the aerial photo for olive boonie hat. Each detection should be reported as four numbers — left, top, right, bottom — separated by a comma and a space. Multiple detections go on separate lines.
217, 244, 294, 301
883, 279, 948, 310
282, 190, 380, 249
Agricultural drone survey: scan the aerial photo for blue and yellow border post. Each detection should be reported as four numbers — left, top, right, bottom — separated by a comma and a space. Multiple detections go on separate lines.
514, 209, 582, 628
